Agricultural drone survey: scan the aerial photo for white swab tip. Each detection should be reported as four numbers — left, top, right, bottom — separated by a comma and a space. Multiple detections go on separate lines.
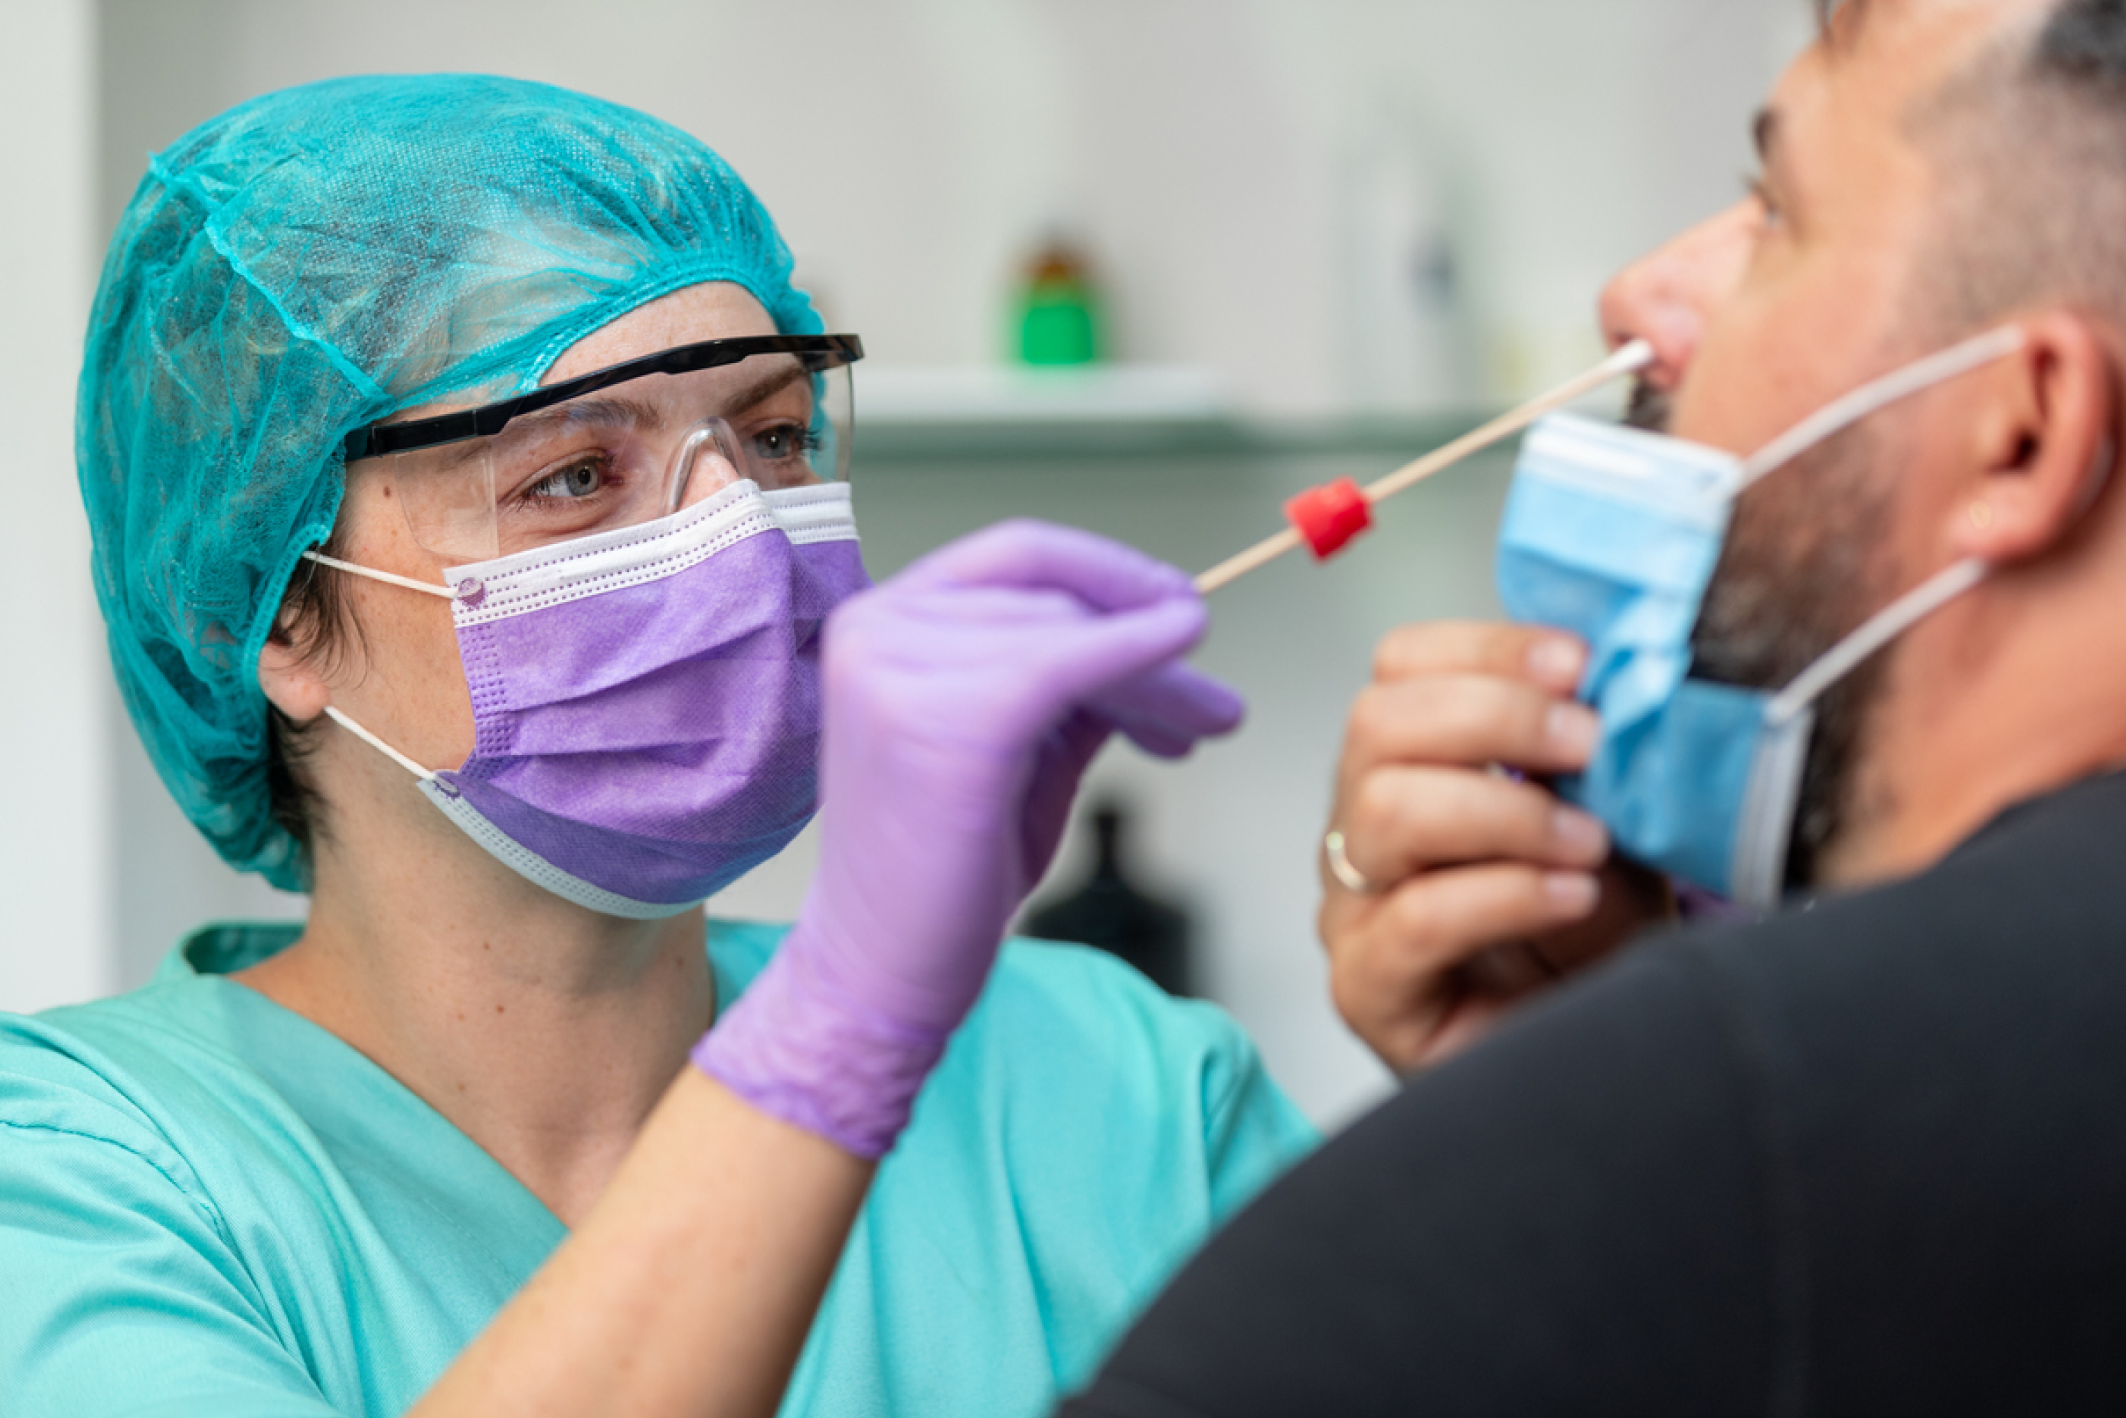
1607, 339, 1656, 375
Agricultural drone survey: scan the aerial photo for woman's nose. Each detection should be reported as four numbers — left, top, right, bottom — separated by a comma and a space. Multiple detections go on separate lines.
1599, 201, 1757, 391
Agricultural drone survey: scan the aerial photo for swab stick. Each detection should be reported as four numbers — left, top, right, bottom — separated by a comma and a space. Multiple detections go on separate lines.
1193, 340, 1655, 596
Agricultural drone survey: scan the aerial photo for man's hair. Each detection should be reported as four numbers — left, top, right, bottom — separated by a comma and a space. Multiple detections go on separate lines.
2033, 0, 2126, 97
1795, 0, 2126, 338
1907, 0, 2126, 337
1820, 0, 2126, 94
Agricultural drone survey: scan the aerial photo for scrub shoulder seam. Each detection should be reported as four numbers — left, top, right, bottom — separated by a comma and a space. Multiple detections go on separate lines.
0, 1115, 236, 1243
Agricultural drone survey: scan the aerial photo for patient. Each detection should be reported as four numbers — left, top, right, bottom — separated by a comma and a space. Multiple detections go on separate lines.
1070, 0, 2126, 1410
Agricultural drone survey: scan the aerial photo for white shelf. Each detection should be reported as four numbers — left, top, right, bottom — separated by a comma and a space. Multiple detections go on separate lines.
856, 364, 1234, 425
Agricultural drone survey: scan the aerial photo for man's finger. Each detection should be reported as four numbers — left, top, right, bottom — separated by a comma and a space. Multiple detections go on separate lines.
1339, 674, 1600, 789
1352, 862, 1601, 983
1324, 862, 1595, 1065
1338, 765, 1609, 885
1373, 621, 1587, 694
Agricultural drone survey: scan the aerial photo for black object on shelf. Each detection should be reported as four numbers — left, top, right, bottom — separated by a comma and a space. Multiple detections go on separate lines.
1023, 801, 1193, 996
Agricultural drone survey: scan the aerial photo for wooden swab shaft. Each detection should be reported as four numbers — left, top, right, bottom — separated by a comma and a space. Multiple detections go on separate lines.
1193, 340, 1654, 596
1191, 528, 1304, 597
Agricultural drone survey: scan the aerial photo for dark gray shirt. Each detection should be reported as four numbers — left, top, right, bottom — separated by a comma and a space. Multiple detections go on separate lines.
1065, 770, 2126, 1416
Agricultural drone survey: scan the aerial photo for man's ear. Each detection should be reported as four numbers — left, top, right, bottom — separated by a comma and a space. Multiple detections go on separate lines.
1950, 312, 2117, 565
258, 622, 335, 724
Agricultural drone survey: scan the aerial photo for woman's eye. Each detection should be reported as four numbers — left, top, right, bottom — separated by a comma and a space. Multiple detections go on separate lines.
529, 461, 605, 500
751, 423, 815, 464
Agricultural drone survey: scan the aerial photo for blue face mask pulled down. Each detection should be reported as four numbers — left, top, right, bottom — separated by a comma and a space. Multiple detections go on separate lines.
1496, 328, 2025, 910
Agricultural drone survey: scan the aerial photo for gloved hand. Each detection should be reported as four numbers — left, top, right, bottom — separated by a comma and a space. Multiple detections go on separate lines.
694, 521, 1243, 1156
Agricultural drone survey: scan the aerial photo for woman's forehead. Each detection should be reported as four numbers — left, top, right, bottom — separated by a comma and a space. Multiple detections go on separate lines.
544, 283, 776, 386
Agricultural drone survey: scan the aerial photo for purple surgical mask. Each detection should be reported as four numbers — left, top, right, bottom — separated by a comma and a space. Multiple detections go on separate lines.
314, 479, 869, 916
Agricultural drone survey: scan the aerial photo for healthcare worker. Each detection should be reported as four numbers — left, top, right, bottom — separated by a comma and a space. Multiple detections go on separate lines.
0, 75, 1313, 1418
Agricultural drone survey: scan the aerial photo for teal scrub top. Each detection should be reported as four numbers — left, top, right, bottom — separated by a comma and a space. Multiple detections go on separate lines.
0, 920, 1315, 1416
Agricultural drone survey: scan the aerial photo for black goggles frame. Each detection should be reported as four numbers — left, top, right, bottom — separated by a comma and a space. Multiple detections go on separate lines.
342, 333, 866, 462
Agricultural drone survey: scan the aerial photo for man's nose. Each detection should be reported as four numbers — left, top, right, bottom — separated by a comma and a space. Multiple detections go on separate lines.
1599, 201, 1757, 390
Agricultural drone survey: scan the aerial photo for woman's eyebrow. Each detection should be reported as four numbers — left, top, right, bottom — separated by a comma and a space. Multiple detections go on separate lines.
718, 361, 810, 412
529, 394, 664, 432
524, 362, 814, 433
450, 363, 815, 464
421, 394, 664, 467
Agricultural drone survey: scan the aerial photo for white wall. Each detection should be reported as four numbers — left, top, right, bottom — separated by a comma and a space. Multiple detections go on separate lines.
96, 0, 1809, 405
47, 0, 1813, 1123
0, 0, 106, 1012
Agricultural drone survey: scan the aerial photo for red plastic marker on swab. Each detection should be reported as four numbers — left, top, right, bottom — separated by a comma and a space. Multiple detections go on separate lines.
1285, 477, 1373, 560
1193, 340, 1655, 595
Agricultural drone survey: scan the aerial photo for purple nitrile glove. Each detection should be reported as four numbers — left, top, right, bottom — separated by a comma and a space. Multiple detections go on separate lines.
694, 521, 1243, 1157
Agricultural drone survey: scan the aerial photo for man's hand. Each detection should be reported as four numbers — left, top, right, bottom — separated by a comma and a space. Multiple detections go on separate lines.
1321, 622, 1672, 1072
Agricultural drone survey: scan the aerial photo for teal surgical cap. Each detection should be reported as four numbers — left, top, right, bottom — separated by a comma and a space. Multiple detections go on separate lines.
79, 73, 822, 892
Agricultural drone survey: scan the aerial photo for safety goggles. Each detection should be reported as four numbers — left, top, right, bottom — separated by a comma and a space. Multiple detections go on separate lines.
342, 333, 862, 562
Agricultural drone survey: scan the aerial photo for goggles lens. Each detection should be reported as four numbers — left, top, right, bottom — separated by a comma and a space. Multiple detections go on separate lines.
373, 351, 854, 563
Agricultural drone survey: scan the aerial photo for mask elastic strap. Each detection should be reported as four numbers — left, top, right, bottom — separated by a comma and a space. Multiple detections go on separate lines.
1764, 557, 1990, 728
1741, 327, 2029, 487
303, 549, 461, 601
321, 704, 437, 782
1730, 558, 1988, 910
2073, 436, 2117, 518
1763, 422, 2118, 723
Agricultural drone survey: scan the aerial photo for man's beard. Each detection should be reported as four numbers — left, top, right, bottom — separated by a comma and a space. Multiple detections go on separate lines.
1627, 378, 1896, 889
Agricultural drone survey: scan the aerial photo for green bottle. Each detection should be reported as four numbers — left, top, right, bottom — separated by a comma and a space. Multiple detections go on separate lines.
1016, 236, 1101, 366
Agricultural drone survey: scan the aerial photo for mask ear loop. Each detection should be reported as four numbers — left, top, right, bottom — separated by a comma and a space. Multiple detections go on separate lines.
1729, 557, 1991, 909
1764, 559, 1990, 732
1741, 327, 2030, 487
1730, 412, 2111, 907
319, 704, 437, 782
2072, 436, 2116, 519
302, 549, 465, 601
1729, 327, 2071, 906
293, 554, 455, 786
1761, 424, 2115, 729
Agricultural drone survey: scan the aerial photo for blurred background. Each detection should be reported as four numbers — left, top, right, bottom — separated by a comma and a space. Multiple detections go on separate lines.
0, 0, 1808, 1127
